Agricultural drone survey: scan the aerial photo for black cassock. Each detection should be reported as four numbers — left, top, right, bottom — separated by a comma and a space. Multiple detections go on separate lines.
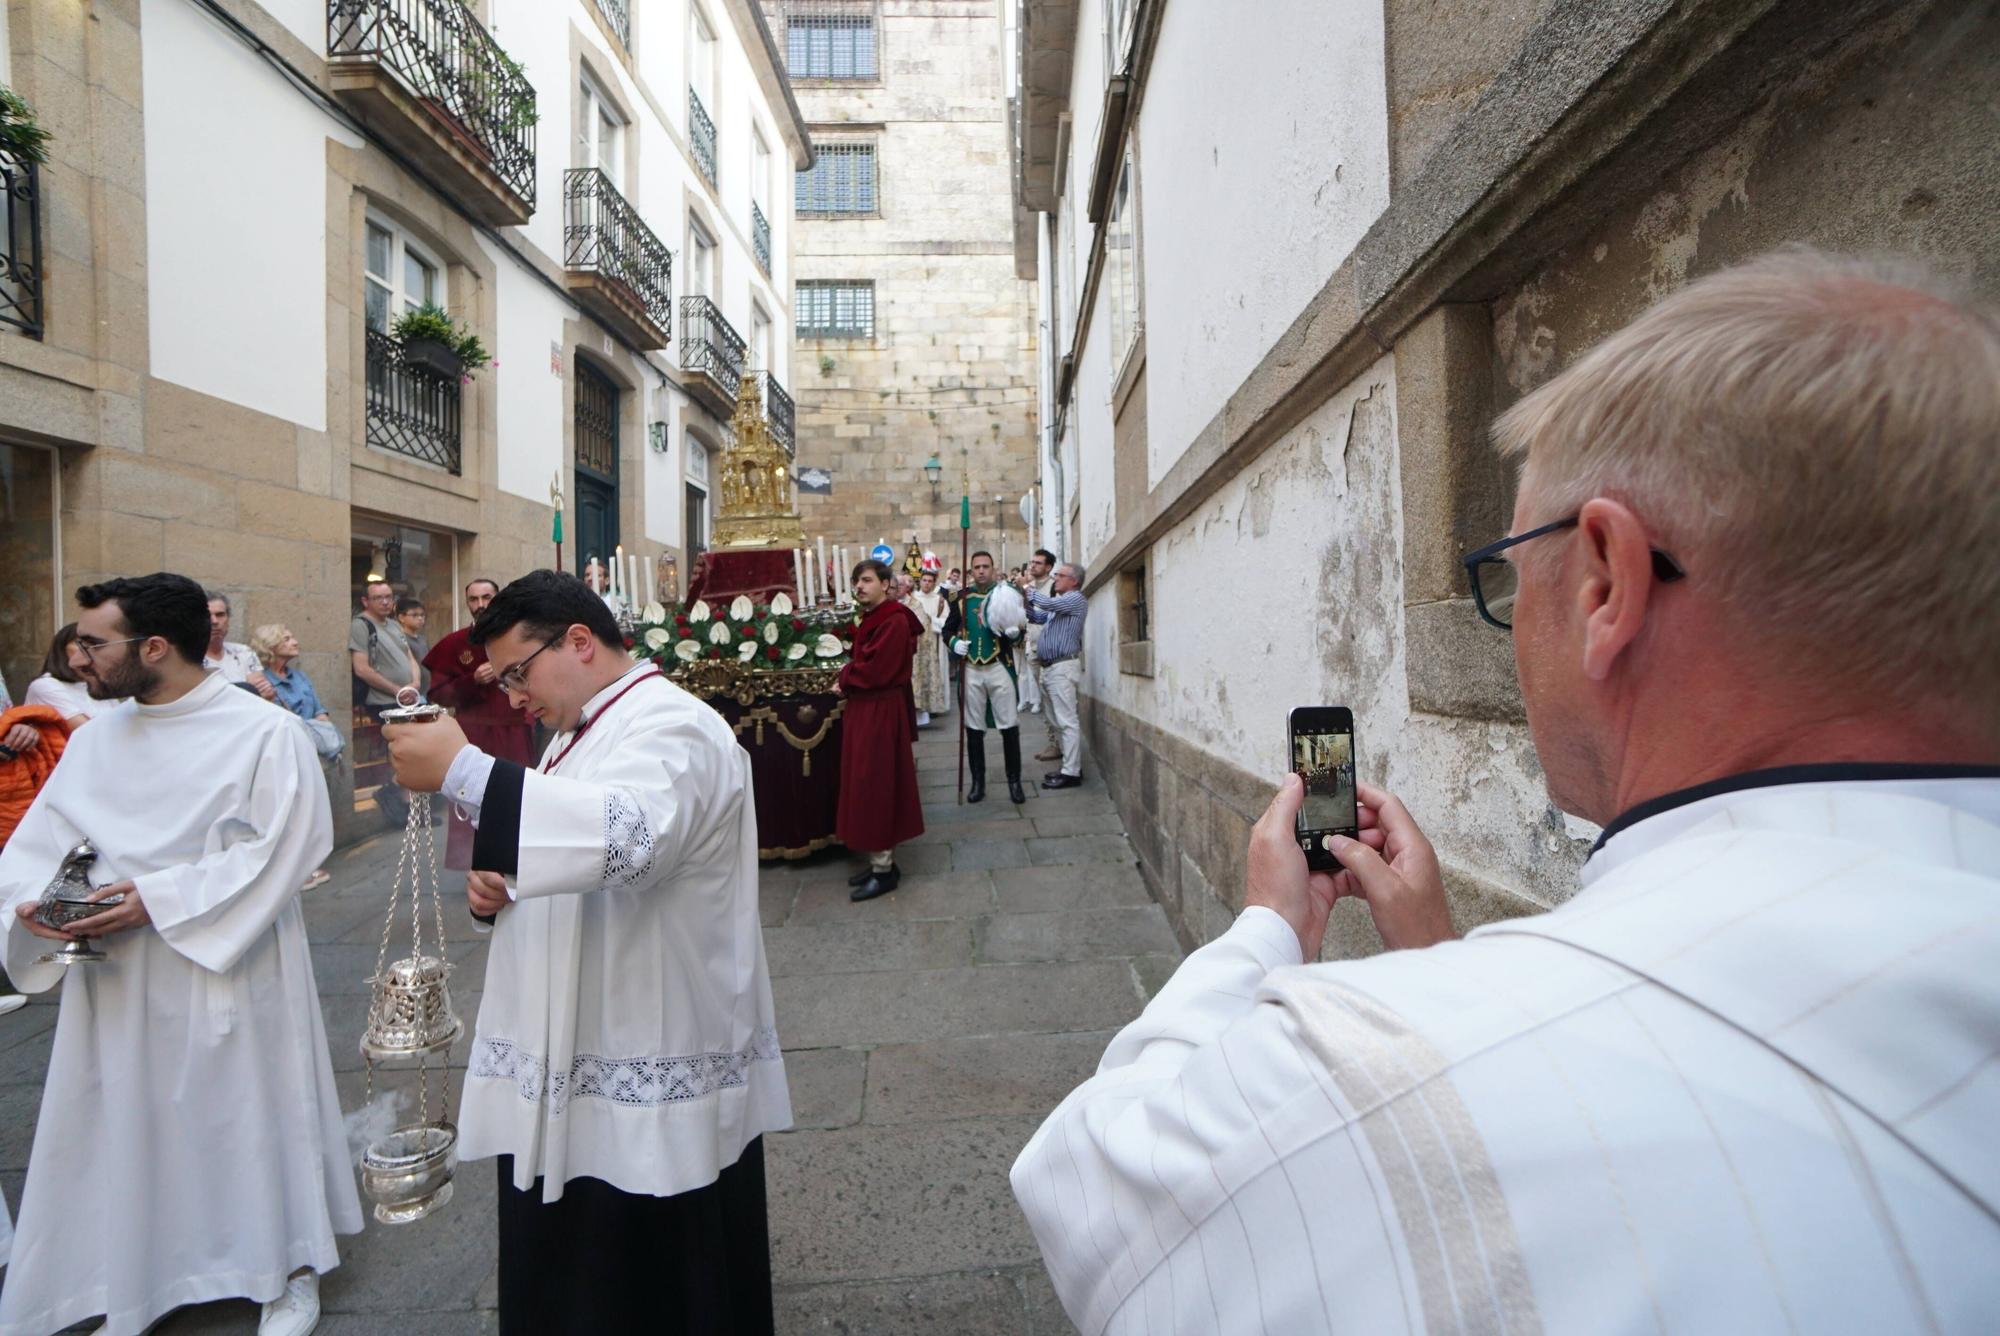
473, 760, 777, 1336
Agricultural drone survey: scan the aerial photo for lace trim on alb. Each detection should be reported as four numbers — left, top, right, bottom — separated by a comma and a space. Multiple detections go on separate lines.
470, 1028, 782, 1114
602, 789, 655, 890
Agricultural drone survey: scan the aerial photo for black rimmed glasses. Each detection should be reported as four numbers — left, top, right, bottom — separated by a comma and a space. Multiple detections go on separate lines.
1462, 516, 1685, 631
494, 635, 565, 693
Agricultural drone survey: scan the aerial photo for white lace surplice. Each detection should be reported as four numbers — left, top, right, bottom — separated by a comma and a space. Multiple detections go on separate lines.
459, 673, 792, 1200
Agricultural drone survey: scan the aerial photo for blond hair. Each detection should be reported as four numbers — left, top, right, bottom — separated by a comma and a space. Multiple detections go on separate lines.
249, 623, 294, 666
1493, 248, 2000, 722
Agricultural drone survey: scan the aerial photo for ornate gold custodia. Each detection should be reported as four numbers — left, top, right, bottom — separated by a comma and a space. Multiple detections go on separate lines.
673, 661, 842, 706
714, 375, 807, 549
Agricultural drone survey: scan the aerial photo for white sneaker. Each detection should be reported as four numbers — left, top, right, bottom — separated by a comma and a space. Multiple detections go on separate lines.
259, 1272, 320, 1336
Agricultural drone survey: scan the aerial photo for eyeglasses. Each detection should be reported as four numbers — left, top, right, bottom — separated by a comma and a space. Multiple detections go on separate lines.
72, 635, 148, 661
1462, 516, 1685, 631
494, 635, 565, 693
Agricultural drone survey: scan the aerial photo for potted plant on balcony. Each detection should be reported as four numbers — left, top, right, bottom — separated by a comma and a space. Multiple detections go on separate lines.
0, 88, 52, 167
391, 304, 489, 381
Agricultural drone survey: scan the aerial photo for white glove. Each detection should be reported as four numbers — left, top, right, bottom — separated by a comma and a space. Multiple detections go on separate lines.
1001, 627, 1021, 640
951, 638, 970, 657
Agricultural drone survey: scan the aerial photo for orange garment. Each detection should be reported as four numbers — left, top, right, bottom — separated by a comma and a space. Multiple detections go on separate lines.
0, 705, 71, 850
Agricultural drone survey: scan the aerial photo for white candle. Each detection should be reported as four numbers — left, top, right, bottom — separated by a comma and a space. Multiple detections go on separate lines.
836, 547, 847, 600
611, 545, 623, 602
816, 537, 827, 600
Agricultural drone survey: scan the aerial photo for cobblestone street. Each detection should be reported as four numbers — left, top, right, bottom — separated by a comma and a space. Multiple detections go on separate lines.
0, 716, 1175, 1333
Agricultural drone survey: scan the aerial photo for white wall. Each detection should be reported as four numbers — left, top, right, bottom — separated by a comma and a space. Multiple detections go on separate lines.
485, 235, 571, 504
263, 0, 325, 52
143, 0, 355, 430
1138, 0, 1390, 485
644, 383, 684, 548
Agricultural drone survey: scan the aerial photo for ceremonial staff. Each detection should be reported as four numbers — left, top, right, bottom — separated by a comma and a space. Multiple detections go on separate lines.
550, 472, 566, 572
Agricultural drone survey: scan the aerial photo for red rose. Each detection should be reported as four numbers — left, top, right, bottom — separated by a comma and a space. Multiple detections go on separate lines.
622, 636, 635, 650
791, 619, 805, 632
707, 647, 722, 660
765, 646, 781, 661
741, 627, 758, 641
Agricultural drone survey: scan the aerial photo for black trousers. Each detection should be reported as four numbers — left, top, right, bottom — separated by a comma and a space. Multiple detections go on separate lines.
496, 1139, 774, 1335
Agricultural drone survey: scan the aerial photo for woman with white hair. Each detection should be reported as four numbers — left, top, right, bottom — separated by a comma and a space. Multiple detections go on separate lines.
251, 623, 337, 890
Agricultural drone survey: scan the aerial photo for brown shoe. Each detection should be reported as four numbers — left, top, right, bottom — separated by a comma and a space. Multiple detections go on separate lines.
1035, 746, 1061, 762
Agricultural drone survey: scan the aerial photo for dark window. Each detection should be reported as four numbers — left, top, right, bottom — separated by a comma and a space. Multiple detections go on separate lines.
796, 280, 875, 339
796, 143, 876, 215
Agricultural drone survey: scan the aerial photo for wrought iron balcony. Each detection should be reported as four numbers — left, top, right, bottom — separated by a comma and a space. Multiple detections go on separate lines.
328, 0, 537, 226
762, 372, 794, 456
680, 294, 745, 418
563, 167, 673, 349
365, 327, 462, 473
0, 144, 42, 338
751, 201, 771, 275
689, 87, 717, 188
592, 0, 629, 48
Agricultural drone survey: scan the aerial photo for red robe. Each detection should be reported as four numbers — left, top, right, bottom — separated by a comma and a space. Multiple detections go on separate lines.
835, 600, 925, 853
424, 626, 536, 870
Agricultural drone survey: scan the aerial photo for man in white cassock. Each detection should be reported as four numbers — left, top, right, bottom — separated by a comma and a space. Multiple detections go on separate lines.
1012, 251, 2000, 1334
0, 573, 359, 1336
384, 569, 790, 1334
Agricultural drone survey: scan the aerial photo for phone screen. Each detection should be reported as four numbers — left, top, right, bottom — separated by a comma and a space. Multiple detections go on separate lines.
1291, 712, 1357, 865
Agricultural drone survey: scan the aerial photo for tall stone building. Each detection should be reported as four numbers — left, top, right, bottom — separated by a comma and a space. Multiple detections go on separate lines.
766, 0, 1039, 567
1010, 0, 1998, 954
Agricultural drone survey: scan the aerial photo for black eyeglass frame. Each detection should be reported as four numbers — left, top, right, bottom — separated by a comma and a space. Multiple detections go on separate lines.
1461, 516, 1685, 631
494, 634, 568, 694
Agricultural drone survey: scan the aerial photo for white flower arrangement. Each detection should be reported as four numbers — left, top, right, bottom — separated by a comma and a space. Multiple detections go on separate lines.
815, 633, 843, 658
762, 622, 781, 645
674, 640, 701, 662
688, 600, 712, 623
643, 627, 672, 650
736, 639, 759, 662
729, 595, 756, 621
707, 622, 732, 645
641, 600, 666, 624
770, 592, 794, 616
786, 642, 809, 661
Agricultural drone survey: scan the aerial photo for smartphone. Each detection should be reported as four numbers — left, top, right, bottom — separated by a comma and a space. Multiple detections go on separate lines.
1288, 706, 1358, 871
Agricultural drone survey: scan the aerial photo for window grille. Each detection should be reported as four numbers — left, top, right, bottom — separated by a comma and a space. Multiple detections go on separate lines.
777, 1, 879, 79
574, 359, 619, 480
795, 280, 874, 339
796, 142, 876, 215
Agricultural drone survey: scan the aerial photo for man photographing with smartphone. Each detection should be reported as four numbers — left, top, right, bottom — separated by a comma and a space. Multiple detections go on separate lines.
1013, 250, 2000, 1331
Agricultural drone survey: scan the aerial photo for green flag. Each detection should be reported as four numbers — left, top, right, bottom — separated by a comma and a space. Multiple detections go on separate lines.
959, 492, 970, 530
552, 509, 564, 544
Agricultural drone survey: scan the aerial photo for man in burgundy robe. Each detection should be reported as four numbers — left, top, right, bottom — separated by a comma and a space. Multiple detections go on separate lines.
834, 559, 925, 901
422, 578, 535, 870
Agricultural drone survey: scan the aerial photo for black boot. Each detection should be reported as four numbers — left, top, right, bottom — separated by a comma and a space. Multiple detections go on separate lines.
1002, 727, 1027, 806
847, 867, 876, 887
965, 728, 987, 803
850, 865, 900, 901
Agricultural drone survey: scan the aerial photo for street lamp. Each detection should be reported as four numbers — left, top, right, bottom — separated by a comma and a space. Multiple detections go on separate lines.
923, 454, 942, 499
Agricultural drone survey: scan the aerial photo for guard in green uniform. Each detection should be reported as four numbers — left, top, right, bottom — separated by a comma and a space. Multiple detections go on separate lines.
947, 551, 1027, 804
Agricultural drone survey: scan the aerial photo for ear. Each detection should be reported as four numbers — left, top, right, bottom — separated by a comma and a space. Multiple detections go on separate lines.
568, 623, 597, 661
1574, 497, 1659, 681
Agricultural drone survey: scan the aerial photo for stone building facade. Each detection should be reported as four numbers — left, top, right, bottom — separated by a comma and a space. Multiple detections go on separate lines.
767, 0, 1039, 567
1010, 0, 1998, 954
0, 0, 808, 842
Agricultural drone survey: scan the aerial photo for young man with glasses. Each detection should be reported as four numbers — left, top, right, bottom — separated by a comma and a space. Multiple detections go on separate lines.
0, 572, 358, 1336
382, 569, 790, 1333
1015, 251, 2000, 1331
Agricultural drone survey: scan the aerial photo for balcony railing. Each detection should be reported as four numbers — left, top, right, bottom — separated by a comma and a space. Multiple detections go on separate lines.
751, 201, 771, 274
680, 294, 745, 407
762, 373, 794, 456
328, 0, 537, 219
0, 145, 42, 338
365, 327, 462, 472
592, 0, 630, 48
563, 167, 673, 347
689, 87, 717, 187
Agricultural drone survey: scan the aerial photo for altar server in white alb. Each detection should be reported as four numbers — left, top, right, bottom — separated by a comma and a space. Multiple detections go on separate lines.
0, 572, 359, 1336
1013, 251, 2000, 1333
385, 569, 790, 1334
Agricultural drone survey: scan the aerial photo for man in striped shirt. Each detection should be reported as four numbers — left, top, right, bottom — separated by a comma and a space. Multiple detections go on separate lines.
1023, 562, 1087, 789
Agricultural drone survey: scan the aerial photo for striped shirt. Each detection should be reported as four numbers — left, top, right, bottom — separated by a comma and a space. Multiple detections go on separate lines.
1024, 587, 1086, 663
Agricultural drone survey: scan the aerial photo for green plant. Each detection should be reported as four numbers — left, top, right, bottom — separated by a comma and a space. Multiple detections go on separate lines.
391, 304, 490, 376
0, 88, 51, 167
818, 354, 836, 377
468, 54, 538, 138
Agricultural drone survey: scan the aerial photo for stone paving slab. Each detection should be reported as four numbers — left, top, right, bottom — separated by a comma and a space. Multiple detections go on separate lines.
765, 917, 973, 977
990, 862, 1153, 911
771, 961, 1146, 1050
974, 906, 1178, 964
766, 1115, 1048, 1284
783, 1045, 869, 1130
789, 870, 996, 924
775, 1267, 1048, 1336
863, 1031, 1119, 1125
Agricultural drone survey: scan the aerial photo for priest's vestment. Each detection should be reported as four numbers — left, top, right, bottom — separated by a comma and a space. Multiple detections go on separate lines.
1013, 771, 2000, 1334
0, 673, 361, 1336
836, 600, 925, 854
447, 663, 791, 1329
